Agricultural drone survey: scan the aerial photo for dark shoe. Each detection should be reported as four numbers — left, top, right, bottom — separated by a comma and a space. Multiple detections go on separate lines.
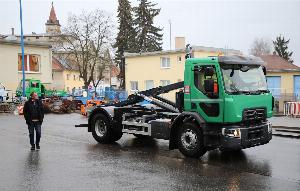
31, 145, 35, 151
36, 145, 40, 150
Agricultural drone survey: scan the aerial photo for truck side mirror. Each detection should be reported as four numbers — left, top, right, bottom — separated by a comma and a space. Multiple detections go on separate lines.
204, 79, 214, 93
262, 66, 267, 76
204, 79, 218, 98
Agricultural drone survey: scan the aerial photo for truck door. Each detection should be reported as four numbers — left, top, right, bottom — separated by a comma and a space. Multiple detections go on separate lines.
191, 65, 224, 123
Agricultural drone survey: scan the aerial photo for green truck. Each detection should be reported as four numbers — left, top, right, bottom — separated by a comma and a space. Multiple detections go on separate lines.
16, 79, 67, 98
77, 55, 273, 158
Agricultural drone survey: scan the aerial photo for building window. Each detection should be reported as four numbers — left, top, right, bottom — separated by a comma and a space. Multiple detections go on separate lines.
18, 54, 40, 72
130, 81, 138, 91
67, 74, 70, 80
177, 56, 182, 62
160, 80, 170, 86
49, 36, 52, 40
145, 80, 154, 90
160, 57, 170, 68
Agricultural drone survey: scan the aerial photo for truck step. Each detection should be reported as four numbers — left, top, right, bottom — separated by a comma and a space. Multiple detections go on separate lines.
122, 129, 151, 136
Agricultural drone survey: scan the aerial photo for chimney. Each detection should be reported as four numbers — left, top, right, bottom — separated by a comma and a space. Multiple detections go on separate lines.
175, 37, 185, 50
11, 28, 14, 35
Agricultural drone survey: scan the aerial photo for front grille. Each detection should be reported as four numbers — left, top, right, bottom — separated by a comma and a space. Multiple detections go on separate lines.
243, 108, 266, 122
247, 126, 263, 140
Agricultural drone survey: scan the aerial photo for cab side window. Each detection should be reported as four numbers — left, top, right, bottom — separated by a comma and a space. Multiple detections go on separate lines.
194, 66, 218, 94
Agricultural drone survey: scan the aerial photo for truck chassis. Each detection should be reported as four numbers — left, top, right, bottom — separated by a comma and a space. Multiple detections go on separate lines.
77, 81, 272, 158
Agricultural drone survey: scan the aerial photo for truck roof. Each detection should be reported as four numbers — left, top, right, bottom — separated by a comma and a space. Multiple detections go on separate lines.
186, 55, 265, 66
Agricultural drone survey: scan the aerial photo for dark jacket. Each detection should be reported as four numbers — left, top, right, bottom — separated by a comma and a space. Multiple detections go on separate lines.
23, 99, 44, 125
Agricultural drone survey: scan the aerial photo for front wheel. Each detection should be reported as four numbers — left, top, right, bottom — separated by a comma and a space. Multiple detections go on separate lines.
91, 113, 114, 143
178, 122, 206, 158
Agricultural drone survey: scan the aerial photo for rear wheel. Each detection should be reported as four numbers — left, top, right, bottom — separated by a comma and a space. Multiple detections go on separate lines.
178, 122, 206, 158
91, 113, 114, 143
134, 134, 149, 139
111, 131, 123, 142
219, 148, 242, 152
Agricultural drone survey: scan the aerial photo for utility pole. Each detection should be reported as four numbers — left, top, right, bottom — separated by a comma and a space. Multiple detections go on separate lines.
19, 0, 26, 97
168, 19, 171, 50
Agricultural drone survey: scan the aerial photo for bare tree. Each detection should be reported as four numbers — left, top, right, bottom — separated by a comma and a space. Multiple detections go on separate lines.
59, 9, 114, 89
91, 49, 114, 93
250, 38, 272, 56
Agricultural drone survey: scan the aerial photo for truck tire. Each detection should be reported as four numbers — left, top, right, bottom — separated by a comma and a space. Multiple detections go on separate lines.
178, 122, 206, 158
91, 113, 114, 143
134, 134, 149, 139
219, 148, 242, 152
111, 132, 123, 142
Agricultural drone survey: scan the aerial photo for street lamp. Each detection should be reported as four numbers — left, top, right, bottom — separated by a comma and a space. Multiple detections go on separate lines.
19, 0, 26, 97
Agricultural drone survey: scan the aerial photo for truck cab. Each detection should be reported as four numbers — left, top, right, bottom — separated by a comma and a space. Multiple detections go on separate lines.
181, 56, 272, 152
16, 79, 46, 98
83, 55, 273, 158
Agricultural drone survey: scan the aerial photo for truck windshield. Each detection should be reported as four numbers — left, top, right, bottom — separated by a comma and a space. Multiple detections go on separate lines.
220, 64, 268, 94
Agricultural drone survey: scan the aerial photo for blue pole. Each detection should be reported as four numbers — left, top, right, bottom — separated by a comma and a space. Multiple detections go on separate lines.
19, 0, 26, 97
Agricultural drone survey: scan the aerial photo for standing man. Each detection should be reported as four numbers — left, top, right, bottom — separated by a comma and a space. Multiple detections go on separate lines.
23, 92, 44, 150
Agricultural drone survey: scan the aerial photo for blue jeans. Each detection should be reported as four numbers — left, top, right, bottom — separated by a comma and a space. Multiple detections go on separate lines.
28, 121, 41, 146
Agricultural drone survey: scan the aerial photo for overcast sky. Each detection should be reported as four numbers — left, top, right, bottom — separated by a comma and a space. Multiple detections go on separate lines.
1, 0, 299, 65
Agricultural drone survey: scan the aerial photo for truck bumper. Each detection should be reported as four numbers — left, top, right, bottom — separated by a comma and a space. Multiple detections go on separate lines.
220, 122, 272, 150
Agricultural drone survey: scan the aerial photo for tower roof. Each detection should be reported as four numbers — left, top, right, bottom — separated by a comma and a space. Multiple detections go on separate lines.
46, 2, 60, 26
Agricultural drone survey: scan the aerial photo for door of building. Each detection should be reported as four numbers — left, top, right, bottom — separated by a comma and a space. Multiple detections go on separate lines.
294, 76, 300, 100
266, 76, 281, 98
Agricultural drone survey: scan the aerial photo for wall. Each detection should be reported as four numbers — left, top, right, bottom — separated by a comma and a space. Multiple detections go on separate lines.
0, 43, 52, 94
267, 71, 300, 94
52, 70, 65, 90
267, 71, 300, 113
63, 70, 84, 92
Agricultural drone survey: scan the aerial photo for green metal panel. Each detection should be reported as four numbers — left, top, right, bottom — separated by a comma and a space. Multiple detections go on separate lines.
223, 93, 273, 123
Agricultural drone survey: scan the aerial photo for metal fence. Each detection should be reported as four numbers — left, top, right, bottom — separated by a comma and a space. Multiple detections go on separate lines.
272, 93, 300, 114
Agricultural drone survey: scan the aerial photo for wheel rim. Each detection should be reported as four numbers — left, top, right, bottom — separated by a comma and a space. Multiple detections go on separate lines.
181, 129, 198, 150
95, 119, 106, 137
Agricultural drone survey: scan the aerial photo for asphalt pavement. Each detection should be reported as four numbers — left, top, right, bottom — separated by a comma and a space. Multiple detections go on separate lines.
269, 116, 300, 138
0, 113, 300, 191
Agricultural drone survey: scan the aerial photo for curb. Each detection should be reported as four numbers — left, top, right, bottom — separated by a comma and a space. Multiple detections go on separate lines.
272, 126, 300, 130
272, 133, 300, 139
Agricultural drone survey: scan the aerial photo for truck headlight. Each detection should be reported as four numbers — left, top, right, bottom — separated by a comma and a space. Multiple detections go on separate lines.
222, 128, 241, 138
267, 122, 272, 133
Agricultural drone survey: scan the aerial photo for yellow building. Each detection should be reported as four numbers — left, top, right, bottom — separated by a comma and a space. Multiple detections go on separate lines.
124, 38, 241, 100
0, 39, 53, 94
260, 55, 300, 113
52, 57, 84, 93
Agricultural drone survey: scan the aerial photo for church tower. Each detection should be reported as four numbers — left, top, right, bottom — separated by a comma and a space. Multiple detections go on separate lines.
45, 2, 61, 34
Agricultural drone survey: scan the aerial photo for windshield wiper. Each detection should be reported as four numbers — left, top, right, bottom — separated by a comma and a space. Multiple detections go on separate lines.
257, 89, 270, 93
228, 90, 251, 95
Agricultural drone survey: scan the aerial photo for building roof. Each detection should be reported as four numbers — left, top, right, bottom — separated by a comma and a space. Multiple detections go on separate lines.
52, 56, 65, 71
110, 65, 120, 77
259, 55, 300, 72
124, 46, 241, 58
0, 39, 51, 48
52, 56, 77, 71
46, 2, 60, 26
15, 33, 59, 37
